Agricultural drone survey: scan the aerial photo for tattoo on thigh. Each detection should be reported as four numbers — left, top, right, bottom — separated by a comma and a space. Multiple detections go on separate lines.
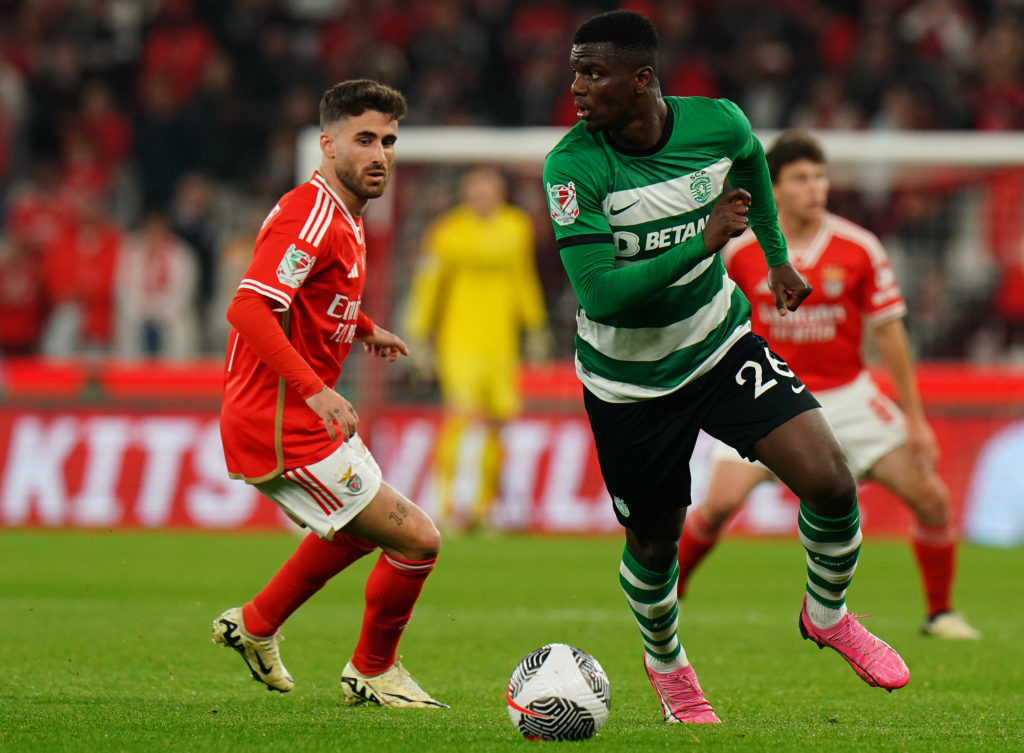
388, 499, 410, 526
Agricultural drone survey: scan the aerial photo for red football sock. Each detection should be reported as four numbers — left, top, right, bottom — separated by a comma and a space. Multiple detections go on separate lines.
911, 524, 957, 617
351, 553, 436, 676
677, 510, 719, 597
242, 532, 377, 637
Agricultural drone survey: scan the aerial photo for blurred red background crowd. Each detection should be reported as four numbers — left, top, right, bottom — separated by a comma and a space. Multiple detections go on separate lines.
1, 0, 1023, 361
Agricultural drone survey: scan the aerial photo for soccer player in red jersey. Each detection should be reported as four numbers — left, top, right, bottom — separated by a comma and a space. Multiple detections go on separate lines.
677, 130, 980, 640
212, 80, 447, 707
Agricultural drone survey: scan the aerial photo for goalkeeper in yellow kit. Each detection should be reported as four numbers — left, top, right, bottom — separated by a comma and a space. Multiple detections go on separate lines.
405, 166, 549, 530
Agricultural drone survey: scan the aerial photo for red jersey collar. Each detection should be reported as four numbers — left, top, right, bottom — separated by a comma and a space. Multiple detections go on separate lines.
311, 171, 363, 241
311, 171, 358, 223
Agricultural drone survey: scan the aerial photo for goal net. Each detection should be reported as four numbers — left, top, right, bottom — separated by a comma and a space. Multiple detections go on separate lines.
298, 126, 1024, 539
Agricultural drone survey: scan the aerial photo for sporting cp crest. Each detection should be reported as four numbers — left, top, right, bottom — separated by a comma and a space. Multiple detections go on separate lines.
276, 244, 315, 288
689, 170, 713, 204
547, 181, 579, 226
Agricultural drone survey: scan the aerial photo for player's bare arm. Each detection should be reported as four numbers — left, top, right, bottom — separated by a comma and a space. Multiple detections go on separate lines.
766, 262, 812, 316
305, 386, 358, 442
357, 324, 410, 362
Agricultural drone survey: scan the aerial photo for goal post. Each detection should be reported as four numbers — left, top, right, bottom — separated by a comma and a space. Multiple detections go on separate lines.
299, 126, 1024, 170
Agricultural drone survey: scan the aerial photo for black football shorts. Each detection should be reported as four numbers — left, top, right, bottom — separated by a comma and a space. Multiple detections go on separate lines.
583, 332, 820, 530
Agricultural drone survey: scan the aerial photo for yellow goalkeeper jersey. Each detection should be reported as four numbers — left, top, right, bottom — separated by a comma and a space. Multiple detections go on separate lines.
405, 203, 547, 362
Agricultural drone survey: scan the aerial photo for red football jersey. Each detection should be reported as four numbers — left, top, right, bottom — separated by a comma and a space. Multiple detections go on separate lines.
221, 172, 374, 482
724, 212, 906, 392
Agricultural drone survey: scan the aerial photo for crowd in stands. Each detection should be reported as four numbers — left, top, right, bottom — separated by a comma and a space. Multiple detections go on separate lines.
1, 0, 1024, 361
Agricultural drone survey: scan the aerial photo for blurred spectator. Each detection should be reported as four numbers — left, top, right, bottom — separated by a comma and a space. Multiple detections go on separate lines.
728, 25, 799, 128
248, 17, 322, 122
0, 0, 1022, 361
5, 159, 72, 253
135, 72, 192, 210
116, 210, 199, 358
137, 0, 216, 109
971, 21, 1024, 130
75, 79, 132, 168
183, 52, 261, 185
0, 227, 49, 355
25, 36, 85, 160
0, 33, 29, 195
405, 0, 490, 123
658, 3, 720, 100
168, 172, 218, 343
40, 189, 121, 356
899, 0, 975, 72
790, 74, 864, 130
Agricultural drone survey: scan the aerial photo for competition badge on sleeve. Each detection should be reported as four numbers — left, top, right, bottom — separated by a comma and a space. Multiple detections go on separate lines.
548, 182, 580, 226
276, 244, 316, 288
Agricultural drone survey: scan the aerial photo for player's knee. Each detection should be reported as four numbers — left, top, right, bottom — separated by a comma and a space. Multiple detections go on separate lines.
906, 475, 951, 527
626, 533, 679, 573
408, 516, 442, 561
698, 498, 737, 533
802, 458, 858, 518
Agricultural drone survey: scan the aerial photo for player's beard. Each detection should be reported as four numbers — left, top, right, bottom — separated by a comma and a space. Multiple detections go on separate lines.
335, 160, 389, 201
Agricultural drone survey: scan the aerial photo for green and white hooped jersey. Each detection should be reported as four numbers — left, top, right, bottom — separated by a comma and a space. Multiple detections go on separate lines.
543, 96, 786, 403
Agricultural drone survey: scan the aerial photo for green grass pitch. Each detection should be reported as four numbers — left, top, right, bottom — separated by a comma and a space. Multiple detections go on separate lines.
1, 529, 1022, 752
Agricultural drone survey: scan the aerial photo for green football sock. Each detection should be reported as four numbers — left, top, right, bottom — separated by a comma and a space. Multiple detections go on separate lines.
619, 545, 687, 670
799, 502, 862, 628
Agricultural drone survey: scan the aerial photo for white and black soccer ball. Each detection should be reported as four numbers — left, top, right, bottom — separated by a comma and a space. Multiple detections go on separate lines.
506, 643, 611, 741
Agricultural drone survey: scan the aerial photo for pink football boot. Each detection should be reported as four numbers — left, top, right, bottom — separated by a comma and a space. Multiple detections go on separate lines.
799, 595, 910, 691
645, 660, 721, 723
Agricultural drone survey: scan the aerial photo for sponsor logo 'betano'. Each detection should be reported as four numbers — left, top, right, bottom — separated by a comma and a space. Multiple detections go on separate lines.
645, 215, 709, 251
613, 213, 711, 258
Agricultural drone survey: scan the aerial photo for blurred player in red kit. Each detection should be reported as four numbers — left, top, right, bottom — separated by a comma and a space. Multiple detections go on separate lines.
212, 79, 447, 707
678, 130, 980, 640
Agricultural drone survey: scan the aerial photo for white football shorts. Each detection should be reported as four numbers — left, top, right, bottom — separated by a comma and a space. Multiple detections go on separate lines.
711, 370, 908, 480
256, 433, 383, 540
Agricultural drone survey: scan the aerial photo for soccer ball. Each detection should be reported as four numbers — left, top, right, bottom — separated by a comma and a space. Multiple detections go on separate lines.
506, 643, 611, 741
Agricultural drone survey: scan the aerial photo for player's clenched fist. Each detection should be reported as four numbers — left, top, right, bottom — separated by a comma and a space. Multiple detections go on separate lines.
766, 261, 812, 317
701, 188, 752, 254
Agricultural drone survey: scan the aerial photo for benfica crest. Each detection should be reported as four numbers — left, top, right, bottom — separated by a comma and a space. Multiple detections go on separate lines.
822, 266, 845, 298
276, 244, 315, 288
346, 473, 363, 493
547, 181, 579, 226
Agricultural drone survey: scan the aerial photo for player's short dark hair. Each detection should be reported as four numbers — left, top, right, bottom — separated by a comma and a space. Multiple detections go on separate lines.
766, 130, 826, 182
319, 79, 407, 130
573, 10, 658, 72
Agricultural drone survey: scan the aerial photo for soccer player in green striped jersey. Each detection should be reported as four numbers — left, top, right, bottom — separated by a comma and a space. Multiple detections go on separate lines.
543, 10, 910, 724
